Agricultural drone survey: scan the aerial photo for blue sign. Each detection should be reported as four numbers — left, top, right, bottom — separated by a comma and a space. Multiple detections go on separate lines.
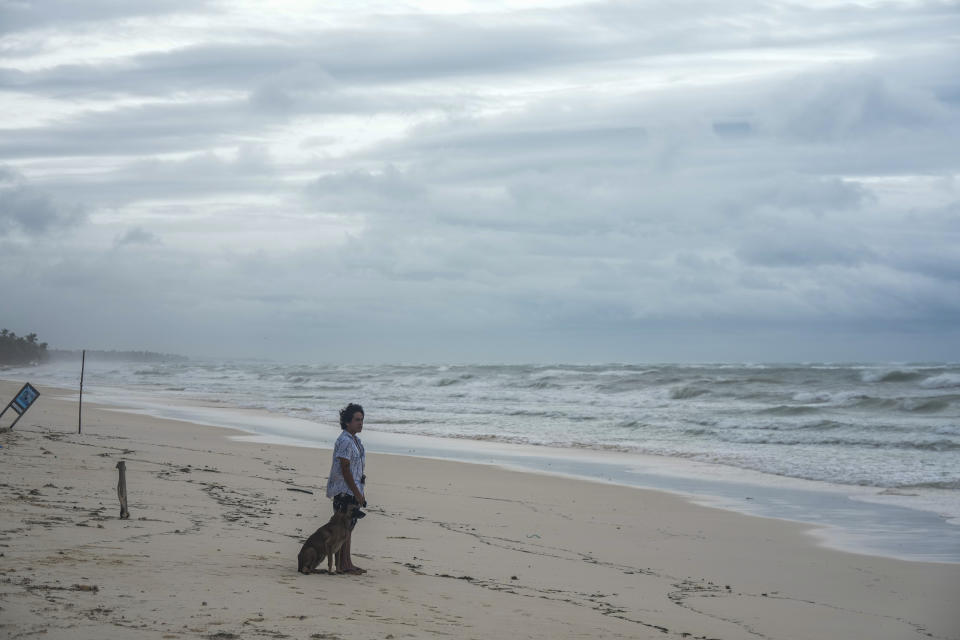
14, 384, 39, 412
2, 383, 40, 429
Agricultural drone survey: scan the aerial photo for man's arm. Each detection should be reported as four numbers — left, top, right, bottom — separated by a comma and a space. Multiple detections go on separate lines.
339, 457, 366, 506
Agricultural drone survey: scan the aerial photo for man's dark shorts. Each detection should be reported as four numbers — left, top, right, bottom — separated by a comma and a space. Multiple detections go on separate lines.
332, 493, 365, 529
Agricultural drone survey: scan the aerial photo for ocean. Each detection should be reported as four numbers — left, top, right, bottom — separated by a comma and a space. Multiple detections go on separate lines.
5, 358, 960, 562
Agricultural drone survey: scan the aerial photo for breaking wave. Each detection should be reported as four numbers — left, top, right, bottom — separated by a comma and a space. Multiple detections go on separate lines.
920, 373, 960, 389
669, 385, 710, 400
861, 369, 925, 383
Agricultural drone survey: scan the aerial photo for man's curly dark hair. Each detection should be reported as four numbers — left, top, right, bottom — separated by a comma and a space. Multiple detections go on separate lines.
339, 403, 364, 430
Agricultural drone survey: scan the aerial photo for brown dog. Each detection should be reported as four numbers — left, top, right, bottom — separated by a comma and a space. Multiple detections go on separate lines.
297, 504, 357, 574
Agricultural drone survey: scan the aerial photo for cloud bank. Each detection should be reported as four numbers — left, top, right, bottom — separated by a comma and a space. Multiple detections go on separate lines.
1, 1, 958, 362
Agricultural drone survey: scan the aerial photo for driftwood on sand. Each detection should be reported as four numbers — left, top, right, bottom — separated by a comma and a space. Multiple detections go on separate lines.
116, 460, 130, 519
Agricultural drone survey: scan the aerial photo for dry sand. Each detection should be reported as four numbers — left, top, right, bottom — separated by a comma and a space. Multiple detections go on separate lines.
1, 379, 958, 639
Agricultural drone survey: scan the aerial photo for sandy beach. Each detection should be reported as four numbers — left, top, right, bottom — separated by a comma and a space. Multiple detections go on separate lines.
1, 379, 957, 640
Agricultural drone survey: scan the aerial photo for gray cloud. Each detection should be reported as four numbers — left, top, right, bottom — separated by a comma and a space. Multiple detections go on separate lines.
0, 27, 588, 99
774, 72, 957, 142
736, 234, 875, 268
304, 166, 427, 211
114, 226, 161, 247
0, 86, 469, 160
0, 100, 272, 158
3, 1, 956, 99
0, 0, 207, 35
0, 166, 85, 235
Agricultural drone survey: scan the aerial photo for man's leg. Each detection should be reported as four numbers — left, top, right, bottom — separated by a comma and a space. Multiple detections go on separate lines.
337, 531, 365, 573
336, 531, 350, 572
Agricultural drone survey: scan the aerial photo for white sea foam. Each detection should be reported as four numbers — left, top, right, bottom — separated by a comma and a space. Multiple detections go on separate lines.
920, 373, 960, 389
792, 391, 832, 403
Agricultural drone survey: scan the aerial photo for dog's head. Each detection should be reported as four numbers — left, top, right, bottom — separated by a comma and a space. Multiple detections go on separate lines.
348, 503, 367, 520
335, 502, 366, 521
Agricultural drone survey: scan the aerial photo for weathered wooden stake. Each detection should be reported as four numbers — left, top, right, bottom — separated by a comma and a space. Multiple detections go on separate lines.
116, 460, 130, 519
78, 350, 86, 434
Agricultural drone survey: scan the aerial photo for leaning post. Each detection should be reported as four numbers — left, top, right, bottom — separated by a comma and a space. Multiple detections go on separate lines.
78, 350, 85, 434
116, 460, 130, 519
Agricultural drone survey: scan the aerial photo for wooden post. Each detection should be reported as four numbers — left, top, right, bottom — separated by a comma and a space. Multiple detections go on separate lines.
78, 350, 85, 434
116, 460, 130, 519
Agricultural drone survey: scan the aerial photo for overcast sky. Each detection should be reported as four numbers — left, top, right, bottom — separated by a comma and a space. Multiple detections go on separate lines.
1, 0, 959, 363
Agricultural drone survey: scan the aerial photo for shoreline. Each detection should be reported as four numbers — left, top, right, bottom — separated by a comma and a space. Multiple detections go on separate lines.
13, 377, 960, 564
2, 379, 959, 639
20, 378, 960, 564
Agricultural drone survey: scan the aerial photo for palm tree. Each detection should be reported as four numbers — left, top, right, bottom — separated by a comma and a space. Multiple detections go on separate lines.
0, 329, 49, 364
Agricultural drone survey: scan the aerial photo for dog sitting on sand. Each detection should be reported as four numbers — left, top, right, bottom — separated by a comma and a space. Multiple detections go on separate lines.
297, 504, 360, 574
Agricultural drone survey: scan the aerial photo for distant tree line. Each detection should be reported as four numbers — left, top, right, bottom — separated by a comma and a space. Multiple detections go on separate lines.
1, 331, 189, 366
0, 329, 49, 365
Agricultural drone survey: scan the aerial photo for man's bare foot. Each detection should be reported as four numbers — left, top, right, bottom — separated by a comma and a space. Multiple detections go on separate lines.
339, 566, 365, 574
